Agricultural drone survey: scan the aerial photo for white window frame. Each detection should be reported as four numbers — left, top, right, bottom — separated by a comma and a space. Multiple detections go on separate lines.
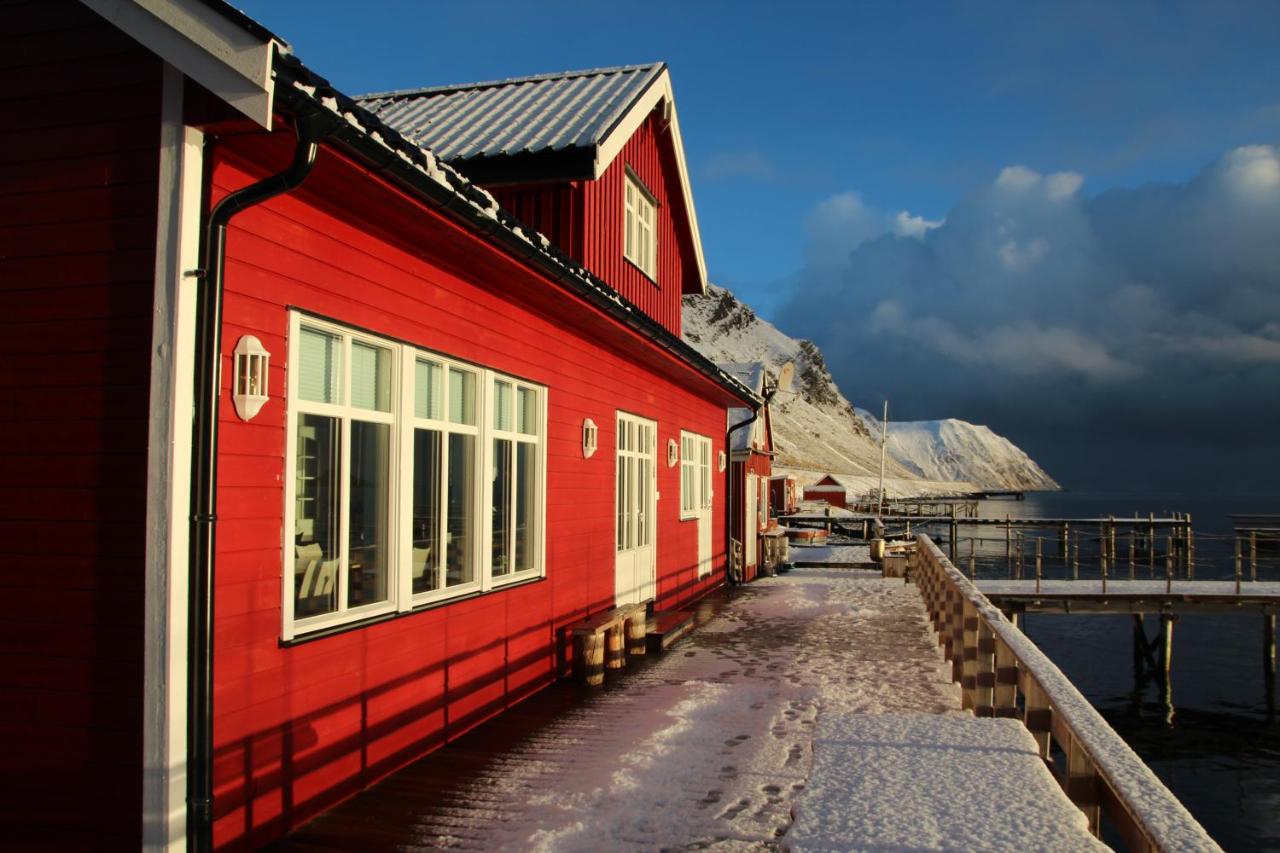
679, 430, 712, 520
624, 169, 658, 281
283, 313, 547, 640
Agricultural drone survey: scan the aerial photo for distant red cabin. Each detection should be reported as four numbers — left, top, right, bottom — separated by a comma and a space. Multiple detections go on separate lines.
803, 474, 851, 509
0, 2, 757, 849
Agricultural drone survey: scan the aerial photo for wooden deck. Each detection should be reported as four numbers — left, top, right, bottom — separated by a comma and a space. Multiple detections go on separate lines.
271, 564, 1109, 851
977, 579, 1280, 614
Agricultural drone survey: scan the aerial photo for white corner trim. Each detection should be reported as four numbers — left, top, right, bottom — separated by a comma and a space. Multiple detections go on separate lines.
81, 0, 277, 129
142, 64, 201, 852
592, 67, 708, 294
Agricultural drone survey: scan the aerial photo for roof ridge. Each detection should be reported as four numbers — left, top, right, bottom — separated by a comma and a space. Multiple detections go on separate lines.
355, 62, 662, 102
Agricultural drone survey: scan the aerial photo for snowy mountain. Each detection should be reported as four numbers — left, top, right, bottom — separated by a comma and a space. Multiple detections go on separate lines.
856, 410, 1059, 492
683, 284, 1058, 493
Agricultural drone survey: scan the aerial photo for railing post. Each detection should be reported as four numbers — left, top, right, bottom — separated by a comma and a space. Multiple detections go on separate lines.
1035, 537, 1043, 595
1166, 534, 1174, 594
1252, 530, 1258, 582
1186, 514, 1194, 579
1236, 536, 1243, 595
1022, 674, 1052, 761
993, 635, 1018, 718
1065, 733, 1102, 835
1128, 529, 1135, 580
975, 619, 996, 717
950, 594, 965, 684
961, 599, 978, 710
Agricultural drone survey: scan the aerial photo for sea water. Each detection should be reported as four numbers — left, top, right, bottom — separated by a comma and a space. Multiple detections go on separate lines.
964, 491, 1280, 851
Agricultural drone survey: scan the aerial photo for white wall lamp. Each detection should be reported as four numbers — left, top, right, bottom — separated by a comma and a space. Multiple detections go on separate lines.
667, 438, 679, 467
232, 334, 270, 421
582, 417, 598, 458
718, 450, 727, 472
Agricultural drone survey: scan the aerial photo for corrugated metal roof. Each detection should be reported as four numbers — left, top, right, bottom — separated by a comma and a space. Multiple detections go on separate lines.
357, 63, 664, 164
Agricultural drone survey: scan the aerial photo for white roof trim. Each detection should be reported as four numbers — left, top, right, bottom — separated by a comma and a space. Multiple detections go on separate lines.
81, 0, 278, 129
592, 67, 707, 294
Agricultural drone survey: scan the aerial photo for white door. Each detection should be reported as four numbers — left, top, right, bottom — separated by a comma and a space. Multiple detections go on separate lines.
695, 435, 713, 578
745, 473, 758, 569
615, 413, 657, 605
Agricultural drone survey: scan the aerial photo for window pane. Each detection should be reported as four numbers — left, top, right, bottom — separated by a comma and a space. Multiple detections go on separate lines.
446, 432, 475, 585
493, 380, 512, 431
516, 387, 537, 435
298, 327, 340, 404
415, 359, 443, 420
348, 420, 390, 607
294, 413, 339, 617
449, 367, 476, 425
350, 341, 391, 412
412, 428, 442, 594
515, 441, 536, 571
637, 456, 649, 546
492, 438, 512, 576
616, 454, 626, 552
624, 456, 633, 550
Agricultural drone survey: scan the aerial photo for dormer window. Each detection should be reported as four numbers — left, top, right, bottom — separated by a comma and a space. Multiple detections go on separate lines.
624, 170, 657, 281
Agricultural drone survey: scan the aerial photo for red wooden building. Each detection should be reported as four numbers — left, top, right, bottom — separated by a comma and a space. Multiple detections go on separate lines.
0, 1, 758, 849
803, 474, 852, 508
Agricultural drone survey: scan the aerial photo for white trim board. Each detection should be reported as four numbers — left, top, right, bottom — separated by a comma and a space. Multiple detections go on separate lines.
141, 63, 201, 852
80, 0, 278, 129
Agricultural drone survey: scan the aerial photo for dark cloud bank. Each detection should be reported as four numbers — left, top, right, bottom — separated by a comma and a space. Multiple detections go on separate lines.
777, 147, 1280, 494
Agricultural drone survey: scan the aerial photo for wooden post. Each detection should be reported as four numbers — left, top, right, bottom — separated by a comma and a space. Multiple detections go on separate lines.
1160, 615, 1175, 674
1005, 515, 1012, 572
1022, 677, 1052, 760
1101, 540, 1108, 595
1065, 734, 1102, 834
975, 620, 996, 716
1148, 512, 1156, 576
1186, 514, 1194, 579
1016, 533, 1023, 580
1072, 537, 1079, 580
1128, 529, 1136, 580
578, 633, 605, 687
1099, 522, 1107, 577
1165, 535, 1174, 594
1236, 536, 1243, 595
993, 636, 1018, 718
605, 624, 626, 670
949, 503, 958, 562
1061, 523, 1069, 561
951, 595, 965, 685
1035, 537, 1043, 595
625, 613, 647, 657
1252, 530, 1258, 582
968, 536, 976, 579
961, 600, 979, 711
1108, 516, 1116, 578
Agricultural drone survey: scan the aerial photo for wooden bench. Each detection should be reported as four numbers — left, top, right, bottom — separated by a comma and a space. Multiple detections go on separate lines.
571, 604, 647, 686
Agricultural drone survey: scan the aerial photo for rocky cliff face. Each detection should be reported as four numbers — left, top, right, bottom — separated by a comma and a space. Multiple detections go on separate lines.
683, 284, 1059, 492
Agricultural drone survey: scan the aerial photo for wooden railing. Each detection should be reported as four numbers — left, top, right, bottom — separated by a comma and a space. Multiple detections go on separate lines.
911, 534, 1221, 852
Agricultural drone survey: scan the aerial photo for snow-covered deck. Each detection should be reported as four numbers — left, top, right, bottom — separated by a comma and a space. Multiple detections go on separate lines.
279, 569, 1101, 850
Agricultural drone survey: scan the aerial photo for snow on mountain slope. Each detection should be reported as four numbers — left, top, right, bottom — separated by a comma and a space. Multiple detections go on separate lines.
857, 410, 1060, 492
683, 284, 1058, 493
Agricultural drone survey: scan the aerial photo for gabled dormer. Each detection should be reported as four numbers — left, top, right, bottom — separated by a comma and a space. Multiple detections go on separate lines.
359, 63, 706, 336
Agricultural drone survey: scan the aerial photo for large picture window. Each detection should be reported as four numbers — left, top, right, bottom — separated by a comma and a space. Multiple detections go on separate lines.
624, 170, 657, 280
285, 314, 546, 639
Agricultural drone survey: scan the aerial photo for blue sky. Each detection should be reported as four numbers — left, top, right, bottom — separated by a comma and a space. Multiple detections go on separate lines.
241, 1, 1280, 313
240, 1, 1280, 491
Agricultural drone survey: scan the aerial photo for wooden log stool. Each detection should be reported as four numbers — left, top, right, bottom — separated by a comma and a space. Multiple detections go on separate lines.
571, 604, 645, 687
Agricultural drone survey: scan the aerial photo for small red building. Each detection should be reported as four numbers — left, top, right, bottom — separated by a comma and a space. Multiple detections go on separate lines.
724, 364, 780, 582
0, 2, 757, 849
803, 474, 852, 508
770, 474, 799, 517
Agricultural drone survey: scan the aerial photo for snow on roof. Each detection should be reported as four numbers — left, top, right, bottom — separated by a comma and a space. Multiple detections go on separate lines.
357, 64, 663, 162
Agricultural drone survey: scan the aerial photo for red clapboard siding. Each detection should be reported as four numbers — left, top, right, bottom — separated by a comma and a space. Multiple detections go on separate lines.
207, 131, 740, 849
580, 109, 690, 337
0, 1, 161, 847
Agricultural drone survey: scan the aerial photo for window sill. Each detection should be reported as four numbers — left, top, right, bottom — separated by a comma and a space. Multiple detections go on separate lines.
624, 256, 658, 286
280, 573, 547, 647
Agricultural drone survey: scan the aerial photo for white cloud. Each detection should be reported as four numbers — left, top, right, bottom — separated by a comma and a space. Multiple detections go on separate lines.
806, 191, 938, 269
893, 210, 943, 237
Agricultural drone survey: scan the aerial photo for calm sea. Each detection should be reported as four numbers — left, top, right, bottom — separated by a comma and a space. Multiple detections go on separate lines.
960, 491, 1280, 851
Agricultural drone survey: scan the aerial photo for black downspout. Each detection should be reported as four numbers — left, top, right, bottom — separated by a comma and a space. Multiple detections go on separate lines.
187, 115, 328, 852
725, 406, 762, 585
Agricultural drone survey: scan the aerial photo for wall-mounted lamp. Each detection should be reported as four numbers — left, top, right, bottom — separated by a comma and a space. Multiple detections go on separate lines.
232, 335, 270, 421
582, 418, 598, 458
667, 438, 679, 467
718, 450, 727, 472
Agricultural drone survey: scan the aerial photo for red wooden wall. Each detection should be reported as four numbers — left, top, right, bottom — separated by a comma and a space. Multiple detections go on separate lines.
0, 0, 159, 846
489, 181, 583, 261
582, 110, 690, 336
208, 132, 736, 848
